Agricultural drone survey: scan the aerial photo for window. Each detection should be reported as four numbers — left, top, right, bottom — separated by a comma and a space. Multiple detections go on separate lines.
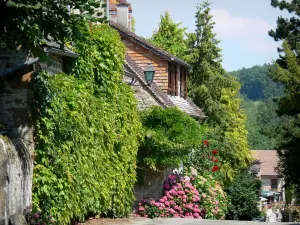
168, 63, 187, 98
271, 178, 278, 189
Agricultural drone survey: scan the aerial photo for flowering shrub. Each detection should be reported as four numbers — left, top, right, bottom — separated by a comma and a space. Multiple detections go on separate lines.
137, 169, 227, 219
188, 140, 221, 177
190, 172, 227, 219
25, 207, 55, 225
285, 205, 300, 222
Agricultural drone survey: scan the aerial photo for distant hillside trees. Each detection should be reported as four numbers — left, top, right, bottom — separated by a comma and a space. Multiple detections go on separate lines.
230, 64, 286, 150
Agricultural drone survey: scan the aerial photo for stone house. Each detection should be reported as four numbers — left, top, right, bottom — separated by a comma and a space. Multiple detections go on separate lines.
0, 44, 77, 225
109, 1, 206, 120
252, 150, 284, 202
109, 0, 206, 203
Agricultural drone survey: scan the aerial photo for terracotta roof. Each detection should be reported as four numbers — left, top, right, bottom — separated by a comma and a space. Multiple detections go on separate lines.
110, 21, 191, 68
251, 150, 279, 176
125, 55, 205, 119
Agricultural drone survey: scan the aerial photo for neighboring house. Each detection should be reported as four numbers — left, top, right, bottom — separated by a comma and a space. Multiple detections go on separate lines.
109, 0, 206, 120
0, 44, 77, 225
252, 150, 284, 202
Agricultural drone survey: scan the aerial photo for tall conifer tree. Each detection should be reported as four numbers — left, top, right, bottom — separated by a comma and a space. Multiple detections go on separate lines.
150, 12, 187, 57
186, 1, 251, 181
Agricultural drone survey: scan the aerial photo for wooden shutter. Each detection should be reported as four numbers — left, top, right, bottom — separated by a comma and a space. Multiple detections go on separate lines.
184, 68, 188, 98
175, 65, 178, 96
168, 63, 172, 95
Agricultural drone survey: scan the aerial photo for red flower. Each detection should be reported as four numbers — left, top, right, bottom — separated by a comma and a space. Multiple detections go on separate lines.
212, 149, 218, 155
212, 165, 219, 172
203, 140, 209, 146
213, 158, 219, 163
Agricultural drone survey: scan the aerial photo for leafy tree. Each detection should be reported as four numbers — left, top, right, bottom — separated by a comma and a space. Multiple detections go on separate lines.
138, 106, 205, 170
150, 12, 187, 57
270, 41, 300, 187
0, 0, 105, 56
269, 0, 300, 67
185, 0, 251, 181
225, 167, 261, 220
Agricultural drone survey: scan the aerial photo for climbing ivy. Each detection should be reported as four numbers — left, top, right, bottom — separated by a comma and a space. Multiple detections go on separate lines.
32, 24, 143, 224
138, 106, 205, 170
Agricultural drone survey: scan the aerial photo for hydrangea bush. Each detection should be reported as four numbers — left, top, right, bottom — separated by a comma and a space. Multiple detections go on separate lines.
137, 169, 227, 219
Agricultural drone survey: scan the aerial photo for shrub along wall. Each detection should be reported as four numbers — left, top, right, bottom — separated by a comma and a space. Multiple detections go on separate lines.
32, 24, 143, 224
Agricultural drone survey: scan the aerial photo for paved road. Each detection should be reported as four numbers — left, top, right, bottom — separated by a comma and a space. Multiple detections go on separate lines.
88, 218, 300, 225
134, 219, 300, 225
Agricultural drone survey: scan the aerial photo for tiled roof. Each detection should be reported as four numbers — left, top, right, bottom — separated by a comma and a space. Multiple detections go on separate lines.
252, 150, 279, 176
125, 55, 206, 119
110, 21, 191, 68
44, 41, 78, 58
167, 95, 207, 119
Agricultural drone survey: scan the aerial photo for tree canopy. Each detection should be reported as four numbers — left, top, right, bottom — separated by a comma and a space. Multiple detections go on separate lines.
0, 0, 105, 55
230, 64, 286, 150
270, 42, 300, 187
150, 11, 187, 58
269, 0, 300, 67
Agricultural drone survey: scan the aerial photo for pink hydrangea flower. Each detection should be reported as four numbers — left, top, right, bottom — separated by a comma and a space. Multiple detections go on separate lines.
160, 198, 165, 203
178, 190, 185, 195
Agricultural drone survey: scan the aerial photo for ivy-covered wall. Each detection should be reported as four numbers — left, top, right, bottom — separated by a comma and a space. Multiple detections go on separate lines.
32, 24, 143, 224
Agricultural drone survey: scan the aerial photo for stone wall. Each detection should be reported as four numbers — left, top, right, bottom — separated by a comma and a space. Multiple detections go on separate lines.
135, 167, 171, 205
0, 137, 32, 225
0, 50, 64, 225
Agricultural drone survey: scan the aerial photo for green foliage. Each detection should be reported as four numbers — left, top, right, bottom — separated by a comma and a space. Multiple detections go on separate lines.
230, 64, 287, 150
131, 17, 136, 32
231, 64, 284, 101
225, 167, 261, 220
269, 0, 300, 67
138, 106, 204, 170
185, 1, 251, 181
32, 24, 143, 224
150, 12, 187, 57
1, 0, 105, 56
269, 42, 300, 188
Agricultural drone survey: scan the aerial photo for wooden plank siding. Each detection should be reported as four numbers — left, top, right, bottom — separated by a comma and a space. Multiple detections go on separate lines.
123, 38, 169, 93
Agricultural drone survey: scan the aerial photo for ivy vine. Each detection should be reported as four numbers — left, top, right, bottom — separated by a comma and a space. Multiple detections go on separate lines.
32, 24, 143, 224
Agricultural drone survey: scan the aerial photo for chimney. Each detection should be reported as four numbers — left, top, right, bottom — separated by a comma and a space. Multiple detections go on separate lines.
117, 0, 131, 30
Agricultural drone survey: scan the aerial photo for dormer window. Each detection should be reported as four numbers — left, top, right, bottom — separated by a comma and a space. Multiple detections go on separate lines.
168, 63, 187, 98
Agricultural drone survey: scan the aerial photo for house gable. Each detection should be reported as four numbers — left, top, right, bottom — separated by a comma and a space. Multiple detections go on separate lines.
123, 37, 169, 93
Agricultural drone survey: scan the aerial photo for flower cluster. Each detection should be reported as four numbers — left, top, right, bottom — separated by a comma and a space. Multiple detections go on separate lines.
190, 172, 227, 220
138, 174, 206, 219
24, 206, 55, 225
